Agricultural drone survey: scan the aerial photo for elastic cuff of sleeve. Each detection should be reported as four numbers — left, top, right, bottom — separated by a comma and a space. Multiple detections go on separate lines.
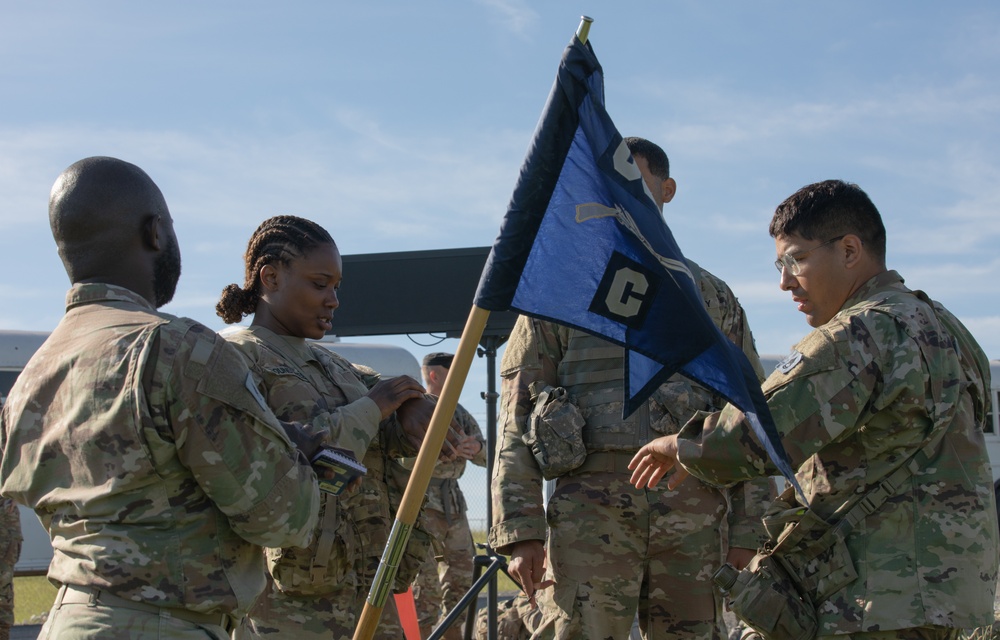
488, 518, 547, 556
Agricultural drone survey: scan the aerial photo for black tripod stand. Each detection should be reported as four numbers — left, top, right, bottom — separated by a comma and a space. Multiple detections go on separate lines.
426, 333, 510, 640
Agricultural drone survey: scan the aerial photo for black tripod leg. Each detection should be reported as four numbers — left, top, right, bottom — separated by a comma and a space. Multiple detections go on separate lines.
427, 551, 512, 640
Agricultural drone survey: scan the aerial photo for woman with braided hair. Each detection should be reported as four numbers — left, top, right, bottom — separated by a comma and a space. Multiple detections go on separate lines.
218, 215, 443, 640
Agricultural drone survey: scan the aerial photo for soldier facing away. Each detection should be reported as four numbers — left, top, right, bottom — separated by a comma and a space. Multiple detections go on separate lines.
630, 179, 999, 639
489, 138, 773, 639
0, 157, 322, 640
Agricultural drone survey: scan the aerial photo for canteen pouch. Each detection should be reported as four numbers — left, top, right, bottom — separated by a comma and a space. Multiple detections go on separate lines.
713, 554, 817, 640
761, 489, 859, 604
521, 382, 586, 480
713, 487, 860, 640
267, 496, 354, 596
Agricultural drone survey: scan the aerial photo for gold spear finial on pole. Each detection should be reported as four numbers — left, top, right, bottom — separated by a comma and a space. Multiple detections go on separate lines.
577, 15, 593, 44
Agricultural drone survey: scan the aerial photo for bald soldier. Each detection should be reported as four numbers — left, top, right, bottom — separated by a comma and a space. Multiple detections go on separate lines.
0, 156, 321, 639
630, 180, 999, 638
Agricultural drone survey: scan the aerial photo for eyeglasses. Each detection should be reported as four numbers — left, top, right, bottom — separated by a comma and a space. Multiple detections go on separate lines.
774, 235, 845, 276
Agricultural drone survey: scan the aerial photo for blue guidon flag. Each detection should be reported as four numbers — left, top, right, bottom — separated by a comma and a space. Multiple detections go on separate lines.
474, 34, 802, 495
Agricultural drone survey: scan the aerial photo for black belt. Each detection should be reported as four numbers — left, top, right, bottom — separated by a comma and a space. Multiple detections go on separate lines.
568, 450, 638, 475
56, 584, 238, 634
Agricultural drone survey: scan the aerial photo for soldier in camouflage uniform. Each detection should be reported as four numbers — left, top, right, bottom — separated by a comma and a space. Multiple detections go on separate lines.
390, 352, 487, 640
217, 215, 449, 640
0, 157, 321, 640
0, 496, 20, 640
630, 179, 999, 638
489, 138, 773, 640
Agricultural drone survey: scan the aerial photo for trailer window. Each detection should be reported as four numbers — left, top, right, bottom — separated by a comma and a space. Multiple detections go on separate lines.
0, 370, 21, 405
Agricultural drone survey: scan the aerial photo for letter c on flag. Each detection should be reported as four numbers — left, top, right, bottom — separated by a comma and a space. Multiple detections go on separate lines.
605, 267, 648, 318
590, 251, 660, 330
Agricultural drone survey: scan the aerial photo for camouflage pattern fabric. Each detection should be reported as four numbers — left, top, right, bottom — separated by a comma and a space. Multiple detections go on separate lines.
40, 599, 232, 640
394, 402, 487, 635
226, 325, 425, 639
410, 497, 476, 634
490, 263, 771, 639
0, 497, 20, 640
234, 578, 405, 640
474, 593, 543, 640
0, 284, 320, 638
816, 629, 961, 640
675, 270, 999, 634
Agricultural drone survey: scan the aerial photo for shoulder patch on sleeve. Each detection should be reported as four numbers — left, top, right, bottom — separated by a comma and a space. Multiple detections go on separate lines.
763, 328, 839, 393
776, 350, 803, 374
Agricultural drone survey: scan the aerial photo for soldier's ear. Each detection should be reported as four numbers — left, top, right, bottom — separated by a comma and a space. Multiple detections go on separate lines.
142, 215, 162, 251
661, 178, 676, 205
259, 263, 280, 292
842, 234, 864, 268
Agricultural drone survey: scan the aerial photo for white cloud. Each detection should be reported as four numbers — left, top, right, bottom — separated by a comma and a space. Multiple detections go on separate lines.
474, 0, 539, 39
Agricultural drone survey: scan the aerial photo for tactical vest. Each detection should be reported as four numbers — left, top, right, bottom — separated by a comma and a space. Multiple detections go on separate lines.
557, 331, 651, 452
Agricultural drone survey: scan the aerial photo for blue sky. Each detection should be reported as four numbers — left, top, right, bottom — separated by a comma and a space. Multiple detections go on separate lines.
3, 2, 1000, 522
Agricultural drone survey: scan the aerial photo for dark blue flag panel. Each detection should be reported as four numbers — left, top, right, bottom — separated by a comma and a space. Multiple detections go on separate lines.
475, 35, 803, 496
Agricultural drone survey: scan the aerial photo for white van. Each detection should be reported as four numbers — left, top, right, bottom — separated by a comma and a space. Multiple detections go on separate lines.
0, 329, 420, 576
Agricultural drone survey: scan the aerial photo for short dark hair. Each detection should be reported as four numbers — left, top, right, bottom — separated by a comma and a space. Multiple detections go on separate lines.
422, 352, 453, 368
624, 137, 669, 180
769, 180, 887, 264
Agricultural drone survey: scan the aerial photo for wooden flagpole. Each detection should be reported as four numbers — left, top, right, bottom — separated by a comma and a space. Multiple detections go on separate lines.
352, 17, 593, 640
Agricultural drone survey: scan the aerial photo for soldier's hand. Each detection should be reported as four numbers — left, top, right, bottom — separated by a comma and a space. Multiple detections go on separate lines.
366, 375, 426, 420
509, 540, 552, 608
628, 434, 689, 490
726, 547, 756, 571
394, 396, 462, 461
453, 434, 482, 460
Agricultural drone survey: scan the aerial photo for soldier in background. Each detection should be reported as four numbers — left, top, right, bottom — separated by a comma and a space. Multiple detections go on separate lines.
391, 352, 487, 640
0, 494, 19, 640
630, 179, 999, 637
0, 157, 321, 639
489, 138, 772, 639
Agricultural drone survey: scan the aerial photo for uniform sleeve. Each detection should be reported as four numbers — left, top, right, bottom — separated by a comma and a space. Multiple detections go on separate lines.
691, 266, 772, 547
234, 345, 380, 460
488, 316, 564, 555
158, 327, 320, 550
676, 315, 894, 496
344, 360, 421, 460
458, 405, 488, 468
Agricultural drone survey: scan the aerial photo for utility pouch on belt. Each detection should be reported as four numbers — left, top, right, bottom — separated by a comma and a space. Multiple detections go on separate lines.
713, 553, 817, 640
522, 381, 586, 480
713, 375, 951, 640
713, 495, 824, 640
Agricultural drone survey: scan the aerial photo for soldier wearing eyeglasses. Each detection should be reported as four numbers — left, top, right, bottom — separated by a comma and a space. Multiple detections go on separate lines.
631, 179, 998, 639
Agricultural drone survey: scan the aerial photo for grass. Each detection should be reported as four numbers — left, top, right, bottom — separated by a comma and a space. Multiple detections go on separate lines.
13, 575, 56, 625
